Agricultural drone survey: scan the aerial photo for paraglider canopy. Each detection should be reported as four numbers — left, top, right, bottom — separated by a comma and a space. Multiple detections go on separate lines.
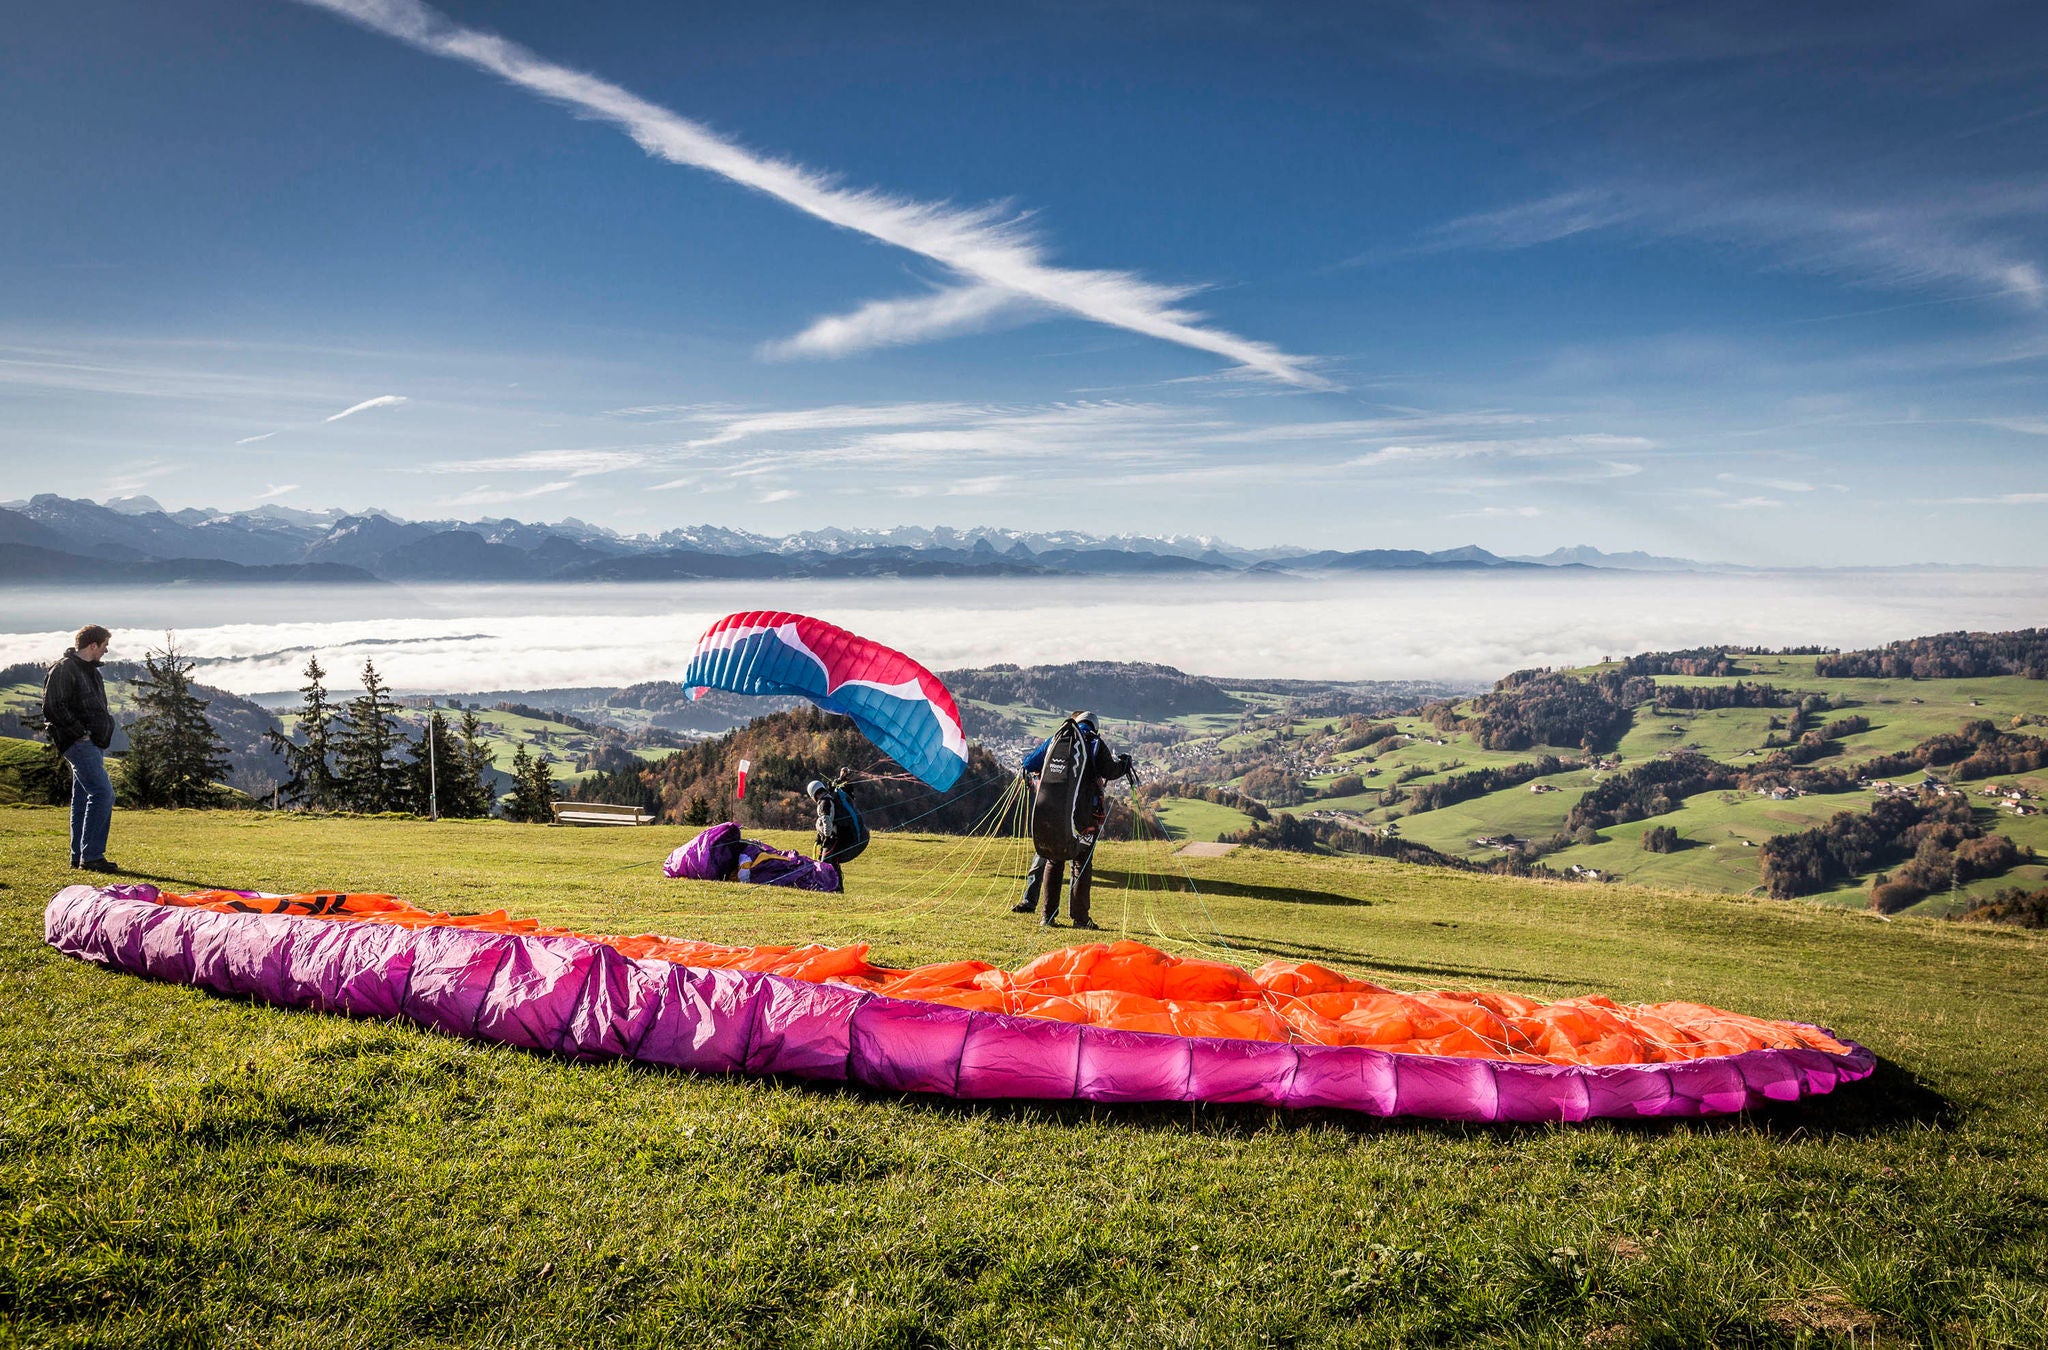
681, 610, 969, 790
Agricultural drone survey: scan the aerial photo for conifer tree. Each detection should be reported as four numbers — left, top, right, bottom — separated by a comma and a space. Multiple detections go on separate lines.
401, 709, 466, 818
333, 659, 404, 812
123, 640, 231, 807
456, 707, 498, 818
266, 655, 342, 810
503, 741, 559, 823
525, 745, 558, 823
506, 741, 538, 822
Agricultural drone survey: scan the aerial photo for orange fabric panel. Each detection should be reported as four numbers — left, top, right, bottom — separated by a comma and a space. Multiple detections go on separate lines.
157, 890, 1849, 1064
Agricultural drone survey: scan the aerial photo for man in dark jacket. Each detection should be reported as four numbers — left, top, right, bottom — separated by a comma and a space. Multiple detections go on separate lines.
1012, 712, 1133, 929
43, 625, 119, 872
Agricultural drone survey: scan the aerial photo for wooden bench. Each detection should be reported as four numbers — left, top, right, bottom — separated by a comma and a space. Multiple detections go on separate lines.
550, 801, 655, 827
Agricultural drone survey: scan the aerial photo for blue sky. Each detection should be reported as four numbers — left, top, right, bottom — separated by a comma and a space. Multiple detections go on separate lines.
4, 0, 2046, 563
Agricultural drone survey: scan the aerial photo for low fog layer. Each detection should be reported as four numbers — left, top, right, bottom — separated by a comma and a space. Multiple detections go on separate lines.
4, 571, 2043, 696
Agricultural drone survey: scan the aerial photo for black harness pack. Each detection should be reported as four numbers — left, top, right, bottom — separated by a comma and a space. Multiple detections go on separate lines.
1030, 719, 1095, 862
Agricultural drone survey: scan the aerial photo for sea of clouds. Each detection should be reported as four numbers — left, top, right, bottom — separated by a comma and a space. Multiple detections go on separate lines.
4, 570, 2044, 696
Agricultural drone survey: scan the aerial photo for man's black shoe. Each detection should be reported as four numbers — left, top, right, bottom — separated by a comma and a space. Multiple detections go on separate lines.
1039, 917, 1059, 928
79, 859, 122, 875
1072, 918, 1102, 931
1010, 901, 1037, 914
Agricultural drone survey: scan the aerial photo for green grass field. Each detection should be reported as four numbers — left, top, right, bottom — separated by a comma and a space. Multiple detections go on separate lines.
5, 806, 2045, 1346
1151, 795, 1259, 843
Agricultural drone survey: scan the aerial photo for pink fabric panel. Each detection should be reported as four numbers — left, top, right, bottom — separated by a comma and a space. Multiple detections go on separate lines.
1492, 1065, 1594, 1123
743, 975, 867, 1080
1185, 1038, 1301, 1106
217, 911, 306, 1006
317, 924, 419, 1021
1391, 1054, 1500, 1123
397, 927, 517, 1038
1780, 1045, 1847, 1096
1580, 1063, 1678, 1119
850, 998, 974, 1095
1283, 1047, 1401, 1115
471, 936, 593, 1052
1075, 1027, 1197, 1102
953, 1015, 1086, 1100
563, 953, 664, 1060
1733, 1048, 1807, 1103
631, 965, 762, 1073
1645, 1056, 1750, 1118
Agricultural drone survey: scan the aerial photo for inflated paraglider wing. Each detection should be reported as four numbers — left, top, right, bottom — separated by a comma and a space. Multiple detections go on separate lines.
680, 611, 968, 791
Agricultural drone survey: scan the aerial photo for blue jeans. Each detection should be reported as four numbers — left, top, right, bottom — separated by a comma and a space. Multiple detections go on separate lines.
62, 741, 115, 864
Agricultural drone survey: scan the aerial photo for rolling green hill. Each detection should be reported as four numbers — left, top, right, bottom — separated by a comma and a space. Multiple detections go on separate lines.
1138, 647, 2048, 916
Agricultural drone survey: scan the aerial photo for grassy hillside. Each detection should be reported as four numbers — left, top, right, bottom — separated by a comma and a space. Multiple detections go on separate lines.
1180, 662, 2048, 914
4, 807, 2045, 1346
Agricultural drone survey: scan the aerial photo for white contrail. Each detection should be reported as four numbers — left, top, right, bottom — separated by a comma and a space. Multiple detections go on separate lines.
294, 0, 1326, 387
325, 393, 408, 422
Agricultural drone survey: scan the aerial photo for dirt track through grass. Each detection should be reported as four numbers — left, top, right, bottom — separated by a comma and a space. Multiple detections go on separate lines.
4, 806, 2045, 1346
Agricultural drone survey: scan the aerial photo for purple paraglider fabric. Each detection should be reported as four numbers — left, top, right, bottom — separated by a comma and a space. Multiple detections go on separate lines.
44, 885, 1876, 1122
662, 823, 843, 892
664, 822, 742, 880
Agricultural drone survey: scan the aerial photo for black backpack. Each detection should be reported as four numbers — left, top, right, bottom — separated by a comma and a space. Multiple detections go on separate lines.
1031, 719, 1094, 861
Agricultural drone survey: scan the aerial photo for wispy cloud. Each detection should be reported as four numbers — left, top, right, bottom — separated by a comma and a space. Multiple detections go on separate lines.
253, 483, 300, 501
1421, 190, 1637, 251
598, 398, 1661, 501
1449, 504, 1543, 518
1721, 496, 1786, 509
1936, 491, 2048, 505
102, 461, 175, 496
325, 393, 408, 422
1982, 417, 2048, 436
760, 284, 1044, 360
424, 447, 656, 477
1423, 179, 2048, 305
441, 479, 575, 507
1348, 433, 1654, 469
683, 402, 987, 450
235, 431, 279, 446
1717, 472, 1816, 492
295, 0, 1325, 384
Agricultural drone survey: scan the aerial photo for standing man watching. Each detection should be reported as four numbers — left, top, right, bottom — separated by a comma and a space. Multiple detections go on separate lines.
44, 624, 119, 873
1012, 711, 1134, 930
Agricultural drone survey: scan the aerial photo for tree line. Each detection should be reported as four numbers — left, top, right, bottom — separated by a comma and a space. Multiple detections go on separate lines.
1565, 753, 1741, 833
83, 647, 561, 821
1433, 669, 1655, 753
1815, 628, 2048, 680
1857, 720, 2048, 782
1405, 754, 1570, 814
1758, 791, 2031, 908
1951, 884, 2048, 929
1653, 681, 1801, 711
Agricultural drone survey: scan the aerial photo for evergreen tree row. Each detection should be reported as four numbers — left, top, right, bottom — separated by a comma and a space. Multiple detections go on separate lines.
265, 655, 553, 818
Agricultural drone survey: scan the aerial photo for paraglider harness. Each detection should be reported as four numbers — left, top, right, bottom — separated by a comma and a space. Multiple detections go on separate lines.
814, 770, 870, 866
1031, 718, 1132, 862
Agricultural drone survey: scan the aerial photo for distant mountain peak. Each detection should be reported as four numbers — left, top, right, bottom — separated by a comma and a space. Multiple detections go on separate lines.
104, 495, 167, 516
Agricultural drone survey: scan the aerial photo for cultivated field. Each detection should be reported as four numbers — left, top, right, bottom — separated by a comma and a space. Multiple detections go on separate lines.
5, 806, 2044, 1346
